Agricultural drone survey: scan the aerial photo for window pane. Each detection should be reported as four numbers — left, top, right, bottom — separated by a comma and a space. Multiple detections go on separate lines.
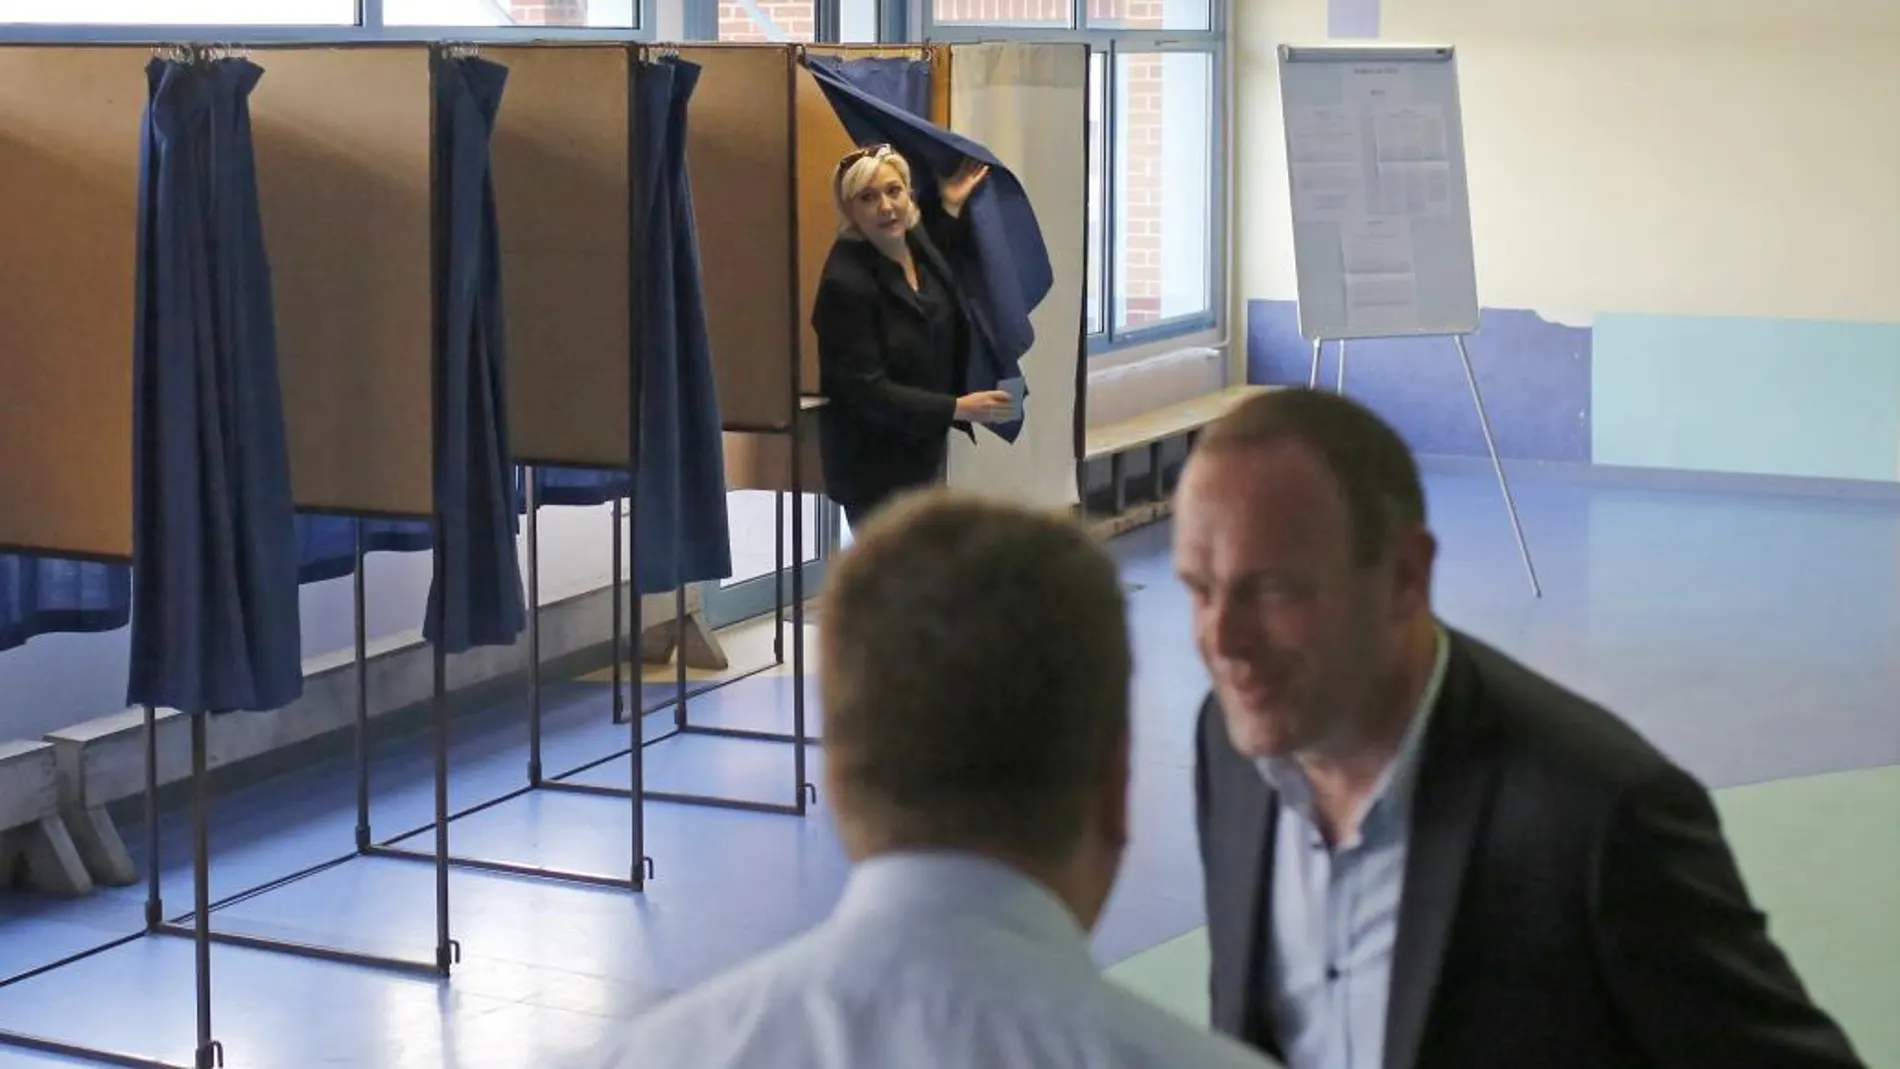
1112, 50, 1212, 331
1, 0, 355, 23
930, 0, 1073, 29
719, 491, 819, 587
839, 0, 878, 42
718, 0, 813, 41
385, 0, 638, 26
1087, 0, 1208, 32
1085, 50, 1107, 337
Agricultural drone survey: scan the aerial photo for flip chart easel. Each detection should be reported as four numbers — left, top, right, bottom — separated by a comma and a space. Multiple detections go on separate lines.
1277, 43, 1539, 597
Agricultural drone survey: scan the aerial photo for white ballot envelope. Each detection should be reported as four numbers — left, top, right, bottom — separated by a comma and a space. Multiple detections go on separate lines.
998, 376, 1026, 423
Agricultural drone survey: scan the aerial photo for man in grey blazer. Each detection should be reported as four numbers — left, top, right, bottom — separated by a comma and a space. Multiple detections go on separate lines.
1174, 387, 1864, 1069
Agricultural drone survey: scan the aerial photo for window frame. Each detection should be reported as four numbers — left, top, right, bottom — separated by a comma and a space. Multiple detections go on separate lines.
0, 0, 658, 42
910, 0, 1228, 358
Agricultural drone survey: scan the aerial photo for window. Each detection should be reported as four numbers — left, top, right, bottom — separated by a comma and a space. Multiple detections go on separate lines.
931, 0, 1072, 29
717, 0, 814, 40
929, 0, 1212, 31
1081, 46, 1219, 347
928, 0, 1222, 354
1085, 50, 1107, 337
0, 0, 356, 23
838, 0, 877, 42
386, 0, 639, 26
1, 0, 644, 30
719, 491, 820, 588
1111, 49, 1212, 332
1086, 0, 1209, 33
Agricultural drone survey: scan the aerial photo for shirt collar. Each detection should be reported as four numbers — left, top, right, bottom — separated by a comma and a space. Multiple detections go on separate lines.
1255, 624, 1450, 839
832, 850, 1093, 961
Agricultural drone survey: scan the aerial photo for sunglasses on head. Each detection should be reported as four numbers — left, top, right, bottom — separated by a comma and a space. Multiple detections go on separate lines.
839, 143, 897, 169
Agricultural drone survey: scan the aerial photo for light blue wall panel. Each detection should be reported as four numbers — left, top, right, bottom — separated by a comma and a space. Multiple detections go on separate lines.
1592, 315, 1900, 483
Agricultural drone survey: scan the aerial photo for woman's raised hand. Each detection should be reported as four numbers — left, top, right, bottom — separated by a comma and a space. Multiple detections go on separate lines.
940, 159, 992, 216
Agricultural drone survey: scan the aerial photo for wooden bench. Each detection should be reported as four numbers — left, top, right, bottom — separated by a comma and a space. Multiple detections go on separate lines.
0, 739, 92, 896
1081, 384, 1275, 534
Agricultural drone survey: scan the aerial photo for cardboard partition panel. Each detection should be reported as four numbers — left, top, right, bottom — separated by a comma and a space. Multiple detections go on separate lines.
721, 416, 823, 495
793, 63, 851, 400
252, 47, 435, 518
928, 44, 954, 128
0, 47, 143, 560
676, 45, 799, 434
487, 45, 634, 469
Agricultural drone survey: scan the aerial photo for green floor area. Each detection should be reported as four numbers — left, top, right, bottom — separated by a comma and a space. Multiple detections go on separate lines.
1107, 765, 1900, 1066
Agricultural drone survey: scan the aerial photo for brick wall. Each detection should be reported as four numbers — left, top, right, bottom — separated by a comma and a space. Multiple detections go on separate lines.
508, 0, 589, 24
717, 0, 816, 41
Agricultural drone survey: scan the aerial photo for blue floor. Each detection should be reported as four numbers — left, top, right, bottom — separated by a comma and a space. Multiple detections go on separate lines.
1, 468, 1896, 1067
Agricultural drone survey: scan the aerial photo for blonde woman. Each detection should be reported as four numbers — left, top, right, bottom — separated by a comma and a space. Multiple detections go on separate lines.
813, 144, 1014, 529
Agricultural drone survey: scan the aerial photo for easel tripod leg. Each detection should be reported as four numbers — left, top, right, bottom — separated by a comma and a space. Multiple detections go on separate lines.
1452, 335, 1542, 598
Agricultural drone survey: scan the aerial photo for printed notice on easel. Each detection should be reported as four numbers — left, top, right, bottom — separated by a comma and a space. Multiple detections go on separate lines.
1371, 103, 1451, 218
1346, 63, 1410, 109
1341, 216, 1420, 334
1286, 104, 1364, 223
1375, 161, 1452, 217
1372, 103, 1446, 161
1291, 162, 1362, 222
1278, 45, 1482, 342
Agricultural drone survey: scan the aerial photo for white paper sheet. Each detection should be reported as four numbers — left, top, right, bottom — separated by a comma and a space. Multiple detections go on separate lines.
1290, 161, 1364, 223
1344, 272, 1420, 335
1346, 63, 1410, 109
1340, 214, 1419, 333
1372, 104, 1447, 162
1340, 215, 1416, 276
1286, 104, 1362, 164
1374, 160, 1453, 218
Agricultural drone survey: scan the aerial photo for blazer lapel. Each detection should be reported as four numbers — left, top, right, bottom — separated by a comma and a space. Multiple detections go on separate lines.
1241, 792, 1282, 1056
1205, 717, 1280, 1053
1385, 637, 1499, 1069
911, 225, 956, 294
868, 251, 925, 317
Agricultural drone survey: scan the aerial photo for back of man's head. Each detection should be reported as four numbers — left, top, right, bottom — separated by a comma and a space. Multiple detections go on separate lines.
820, 491, 1132, 866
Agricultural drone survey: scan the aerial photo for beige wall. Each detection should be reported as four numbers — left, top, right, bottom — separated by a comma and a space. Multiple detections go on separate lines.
1233, 0, 1900, 328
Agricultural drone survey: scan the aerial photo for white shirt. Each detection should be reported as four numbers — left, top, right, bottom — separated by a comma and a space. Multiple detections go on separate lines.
1254, 625, 1449, 1069
600, 851, 1283, 1069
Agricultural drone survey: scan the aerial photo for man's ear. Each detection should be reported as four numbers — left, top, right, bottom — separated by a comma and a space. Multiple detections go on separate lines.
1391, 525, 1437, 619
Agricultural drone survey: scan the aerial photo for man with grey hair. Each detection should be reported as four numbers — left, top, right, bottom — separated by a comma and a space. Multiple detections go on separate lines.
609, 489, 1278, 1069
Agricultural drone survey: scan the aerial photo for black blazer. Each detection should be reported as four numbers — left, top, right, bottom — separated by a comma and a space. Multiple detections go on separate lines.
811, 214, 973, 516
1194, 628, 1865, 1069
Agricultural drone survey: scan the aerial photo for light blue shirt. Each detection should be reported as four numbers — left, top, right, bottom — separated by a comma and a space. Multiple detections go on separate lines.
602, 851, 1281, 1069
1255, 627, 1448, 1069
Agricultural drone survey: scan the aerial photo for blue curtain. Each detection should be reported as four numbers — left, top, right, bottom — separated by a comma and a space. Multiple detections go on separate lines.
629, 57, 732, 596
293, 514, 432, 585
810, 55, 931, 118
298, 467, 590, 588
534, 467, 629, 508
126, 57, 303, 714
803, 56, 1053, 444
0, 556, 131, 654
425, 54, 526, 654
